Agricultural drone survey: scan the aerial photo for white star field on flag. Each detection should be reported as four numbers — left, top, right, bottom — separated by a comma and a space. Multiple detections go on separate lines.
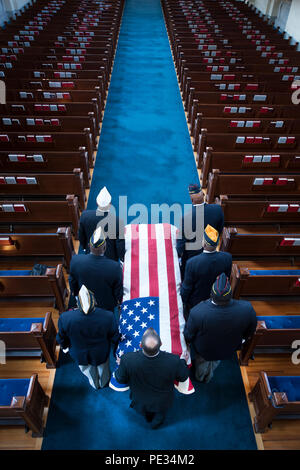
116, 297, 159, 358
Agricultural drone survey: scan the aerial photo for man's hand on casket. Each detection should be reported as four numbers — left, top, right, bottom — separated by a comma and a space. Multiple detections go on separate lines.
116, 356, 121, 365
181, 350, 189, 363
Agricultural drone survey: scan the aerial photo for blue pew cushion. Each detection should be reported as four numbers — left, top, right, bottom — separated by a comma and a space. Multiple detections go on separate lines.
257, 316, 300, 329
268, 376, 300, 402
0, 379, 30, 406
0, 318, 45, 332
249, 270, 300, 276
0, 270, 32, 276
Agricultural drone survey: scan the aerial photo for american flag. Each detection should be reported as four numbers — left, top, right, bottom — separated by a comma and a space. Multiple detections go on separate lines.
109, 223, 195, 395
116, 297, 160, 357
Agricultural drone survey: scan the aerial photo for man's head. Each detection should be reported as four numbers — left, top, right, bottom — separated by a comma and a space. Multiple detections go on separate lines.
188, 183, 204, 205
210, 273, 232, 306
140, 328, 162, 357
96, 186, 111, 212
89, 226, 106, 255
202, 224, 219, 251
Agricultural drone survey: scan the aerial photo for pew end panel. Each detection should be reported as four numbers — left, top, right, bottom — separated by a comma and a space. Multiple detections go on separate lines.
0, 374, 49, 437
240, 317, 300, 365
46, 264, 68, 313
0, 226, 74, 270
249, 372, 300, 433
0, 311, 57, 368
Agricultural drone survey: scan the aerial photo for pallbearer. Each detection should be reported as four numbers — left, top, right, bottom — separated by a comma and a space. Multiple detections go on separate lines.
184, 273, 257, 383
177, 183, 224, 276
69, 226, 123, 312
181, 224, 232, 318
78, 186, 125, 261
57, 285, 120, 390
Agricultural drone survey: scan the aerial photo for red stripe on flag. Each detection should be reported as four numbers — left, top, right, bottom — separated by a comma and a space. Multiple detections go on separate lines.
163, 224, 182, 356
148, 224, 159, 297
130, 224, 139, 299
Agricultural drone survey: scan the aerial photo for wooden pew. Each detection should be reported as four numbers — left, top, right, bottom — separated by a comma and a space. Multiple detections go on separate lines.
0, 311, 57, 368
0, 263, 67, 312
0, 114, 98, 148
188, 93, 294, 129
219, 195, 300, 225
220, 227, 300, 259
195, 115, 300, 135
6, 89, 102, 118
177, 53, 300, 81
190, 104, 300, 142
240, 316, 300, 365
197, 131, 300, 167
1, 101, 101, 133
5, 67, 106, 81
190, 102, 300, 134
249, 372, 300, 433
0, 374, 49, 437
193, 116, 300, 152
173, 49, 300, 72
1, 60, 110, 83
0, 169, 86, 209
0, 130, 94, 166
0, 227, 74, 269
0, 149, 90, 188
181, 71, 299, 103
179, 58, 300, 84
206, 170, 300, 204
231, 263, 300, 299
201, 149, 300, 189
16, 52, 113, 72
0, 195, 80, 238
187, 90, 297, 126
4, 77, 104, 95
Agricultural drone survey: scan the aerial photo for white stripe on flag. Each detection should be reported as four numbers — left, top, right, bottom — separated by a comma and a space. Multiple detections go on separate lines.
155, 224, 172, 353
139, 223, 149, 298
169, 224, 189, 362
123, 224, 132, 302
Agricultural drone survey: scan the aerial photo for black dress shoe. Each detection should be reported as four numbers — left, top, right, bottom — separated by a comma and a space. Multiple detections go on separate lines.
151, 413, 165, 429
145, 412, 155, 422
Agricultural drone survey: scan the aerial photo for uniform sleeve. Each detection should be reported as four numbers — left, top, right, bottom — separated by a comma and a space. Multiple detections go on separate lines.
113, 264, 123, 305
184, 309, 200, 344
116, 217, 125, 261
175, 358, 189, 383
115, 356, 129, 384
68, 260, 79, 296
225, 253, 233, 279
56, 315, 70, 349
109, 313, 121, 345
218, 207, 225, 234
176, 217, 185, 257
78, 217, 87, 251
243, 305, 258, 341
180, 261, 194, 305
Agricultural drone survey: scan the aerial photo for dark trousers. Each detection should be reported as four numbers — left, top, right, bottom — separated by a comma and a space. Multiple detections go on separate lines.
130, 401, 166, 429
144, 411, 166, 429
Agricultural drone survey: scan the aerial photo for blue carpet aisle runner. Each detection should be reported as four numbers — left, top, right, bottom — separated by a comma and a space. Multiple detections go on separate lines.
42, 0, 257, 450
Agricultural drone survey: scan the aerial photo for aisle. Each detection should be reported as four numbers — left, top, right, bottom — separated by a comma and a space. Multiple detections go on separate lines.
87, 0, 198, 213
42, 0, 257, 450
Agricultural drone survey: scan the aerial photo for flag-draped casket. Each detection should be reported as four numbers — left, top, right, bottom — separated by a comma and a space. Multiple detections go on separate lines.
109, 223, 195, 394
